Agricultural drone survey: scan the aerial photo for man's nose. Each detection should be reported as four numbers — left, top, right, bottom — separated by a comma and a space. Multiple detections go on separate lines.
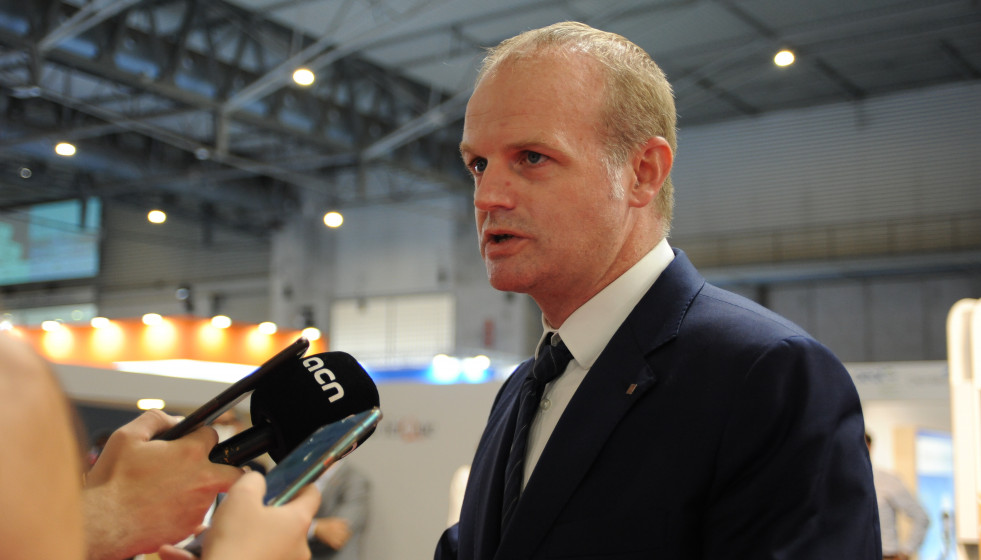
473, 164, 515, 212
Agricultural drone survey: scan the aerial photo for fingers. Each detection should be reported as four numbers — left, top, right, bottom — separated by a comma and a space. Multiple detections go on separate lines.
182, 424, 220, 452
157, 544, 197, 560
230, 471, 267, 498
120, 409, 182, 441
286, 484, 322, 518
176, 426, 242, 492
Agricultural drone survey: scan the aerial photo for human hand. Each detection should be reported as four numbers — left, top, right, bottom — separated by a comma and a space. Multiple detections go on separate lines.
313, 517, 352, 550
159, 471, 321, 560
83, 410, 243, 560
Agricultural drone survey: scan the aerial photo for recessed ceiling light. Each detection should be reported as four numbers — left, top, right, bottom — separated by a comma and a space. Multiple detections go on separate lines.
293, 68, 315, 86
55, 142, 76, 157
137, 398, 165, 410
301, 326, 322, 341
147, 209, 167, 224
142, 313, 163, 326
774, 50, 796, 67
323, 211, 344, 228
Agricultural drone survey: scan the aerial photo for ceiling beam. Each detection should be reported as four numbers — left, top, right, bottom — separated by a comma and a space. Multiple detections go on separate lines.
38, 0, 144, 53
221, 0, 450, 113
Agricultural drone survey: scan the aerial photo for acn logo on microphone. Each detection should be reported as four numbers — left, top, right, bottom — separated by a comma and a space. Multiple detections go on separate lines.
302, 357, 344, 402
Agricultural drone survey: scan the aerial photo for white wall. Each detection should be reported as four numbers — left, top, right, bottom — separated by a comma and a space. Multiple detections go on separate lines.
345, 381, 501, 560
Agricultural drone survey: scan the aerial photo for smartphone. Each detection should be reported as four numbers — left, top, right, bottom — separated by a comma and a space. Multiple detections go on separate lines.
182, 407, 383, 556
263, 406, 382, 504
154, 337, 310, 441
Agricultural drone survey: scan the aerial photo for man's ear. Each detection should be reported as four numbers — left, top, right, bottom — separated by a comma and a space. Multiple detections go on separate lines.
627, 137, 673, 208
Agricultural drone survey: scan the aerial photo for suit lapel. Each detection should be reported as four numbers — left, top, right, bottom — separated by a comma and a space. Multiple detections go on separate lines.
493, 250, 705, 560
458, 360, 530, 560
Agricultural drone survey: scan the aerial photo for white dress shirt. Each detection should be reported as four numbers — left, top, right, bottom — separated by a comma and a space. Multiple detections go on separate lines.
522, 238, 675, 489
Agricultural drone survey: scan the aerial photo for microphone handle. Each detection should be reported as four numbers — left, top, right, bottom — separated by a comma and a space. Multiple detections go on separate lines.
209, 423, 275, 465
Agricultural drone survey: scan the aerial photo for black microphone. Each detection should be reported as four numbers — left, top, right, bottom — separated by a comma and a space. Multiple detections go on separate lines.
209, 351, 379, 465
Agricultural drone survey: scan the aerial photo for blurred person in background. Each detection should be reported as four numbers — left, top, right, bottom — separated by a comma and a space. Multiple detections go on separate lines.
867, 432, 930, 560
308, 462, 370, 560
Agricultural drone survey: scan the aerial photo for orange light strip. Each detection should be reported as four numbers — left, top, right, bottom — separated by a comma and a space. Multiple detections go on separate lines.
10, 316, 327, 368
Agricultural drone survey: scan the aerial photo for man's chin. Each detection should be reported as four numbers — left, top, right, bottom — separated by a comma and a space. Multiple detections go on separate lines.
486, 270, 532, 295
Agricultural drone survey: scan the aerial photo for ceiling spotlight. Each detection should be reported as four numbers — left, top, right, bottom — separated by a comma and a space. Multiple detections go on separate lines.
137, 398, 165, 410
301, 326, 322, 341
55, 142, 76, 157
211, 315, 232, 329
41, 320, 64, 332
323, 211, 344, 228
90, 317, 111, 329
774, 49, 796, 67
292, 68, 315, 86
258, 321, 278, 335
142, 313, 163, 326
147, 209, 167, 224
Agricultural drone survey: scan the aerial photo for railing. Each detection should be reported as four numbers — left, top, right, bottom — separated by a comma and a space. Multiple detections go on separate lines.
673, 211, 981, 269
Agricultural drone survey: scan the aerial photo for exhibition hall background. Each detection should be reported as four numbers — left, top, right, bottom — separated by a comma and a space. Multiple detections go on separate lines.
6, 80, 981, 559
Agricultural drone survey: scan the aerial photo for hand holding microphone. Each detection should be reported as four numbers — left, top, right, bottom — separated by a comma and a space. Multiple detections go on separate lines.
174, 345, 383, 559
83, 410, 243, 560
210, 350, 380, 465
83, 339, 380, 560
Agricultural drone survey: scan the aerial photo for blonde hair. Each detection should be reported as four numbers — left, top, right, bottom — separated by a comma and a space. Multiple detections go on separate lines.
477, 22, 677, 233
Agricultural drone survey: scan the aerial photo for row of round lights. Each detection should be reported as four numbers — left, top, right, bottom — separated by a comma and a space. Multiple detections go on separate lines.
35, 314, 321, 341
143, 209, 343, 229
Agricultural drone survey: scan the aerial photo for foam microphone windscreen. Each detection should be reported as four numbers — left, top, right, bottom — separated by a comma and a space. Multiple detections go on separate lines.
249, 351, 380, 463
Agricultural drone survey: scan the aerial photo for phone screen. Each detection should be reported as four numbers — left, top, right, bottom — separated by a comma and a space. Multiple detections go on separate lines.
263, 407, 382, 505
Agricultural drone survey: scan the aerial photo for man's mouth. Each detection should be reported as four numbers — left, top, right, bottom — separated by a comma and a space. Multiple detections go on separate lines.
490, 233, 514, 243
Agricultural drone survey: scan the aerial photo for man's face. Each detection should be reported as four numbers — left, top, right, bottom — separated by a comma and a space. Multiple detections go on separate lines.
460, 53, 638, 320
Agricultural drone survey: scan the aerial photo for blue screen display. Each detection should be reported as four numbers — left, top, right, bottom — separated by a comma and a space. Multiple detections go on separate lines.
0, 197, 101, 285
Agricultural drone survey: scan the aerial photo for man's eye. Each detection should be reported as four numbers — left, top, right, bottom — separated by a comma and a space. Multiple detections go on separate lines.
525, 151, 547, 165
470, 158, 487, 173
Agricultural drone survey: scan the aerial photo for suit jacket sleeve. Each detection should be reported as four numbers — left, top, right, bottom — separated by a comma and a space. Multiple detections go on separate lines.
701, 335, 880, 558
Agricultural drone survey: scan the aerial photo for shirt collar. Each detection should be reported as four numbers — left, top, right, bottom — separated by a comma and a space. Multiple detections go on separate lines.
536, 238, 675, 368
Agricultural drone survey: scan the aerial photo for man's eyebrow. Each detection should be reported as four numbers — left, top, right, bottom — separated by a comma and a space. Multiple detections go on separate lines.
459, 139, 557, 160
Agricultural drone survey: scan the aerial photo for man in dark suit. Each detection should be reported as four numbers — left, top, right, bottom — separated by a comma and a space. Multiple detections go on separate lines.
438, 21, 881, 559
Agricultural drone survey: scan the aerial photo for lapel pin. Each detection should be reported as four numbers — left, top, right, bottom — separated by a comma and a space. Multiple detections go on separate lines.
626, 383, 637, 395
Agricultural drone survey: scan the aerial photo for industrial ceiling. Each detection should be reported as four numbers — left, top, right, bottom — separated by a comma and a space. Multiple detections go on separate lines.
1, 0, 979, 238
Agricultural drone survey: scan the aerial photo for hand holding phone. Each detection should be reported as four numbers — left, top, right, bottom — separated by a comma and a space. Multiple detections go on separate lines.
159, 472, 322, 560
180, 408, 383, 557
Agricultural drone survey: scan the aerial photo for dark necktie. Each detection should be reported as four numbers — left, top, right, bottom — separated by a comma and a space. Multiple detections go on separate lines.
501, 332, 573, 530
